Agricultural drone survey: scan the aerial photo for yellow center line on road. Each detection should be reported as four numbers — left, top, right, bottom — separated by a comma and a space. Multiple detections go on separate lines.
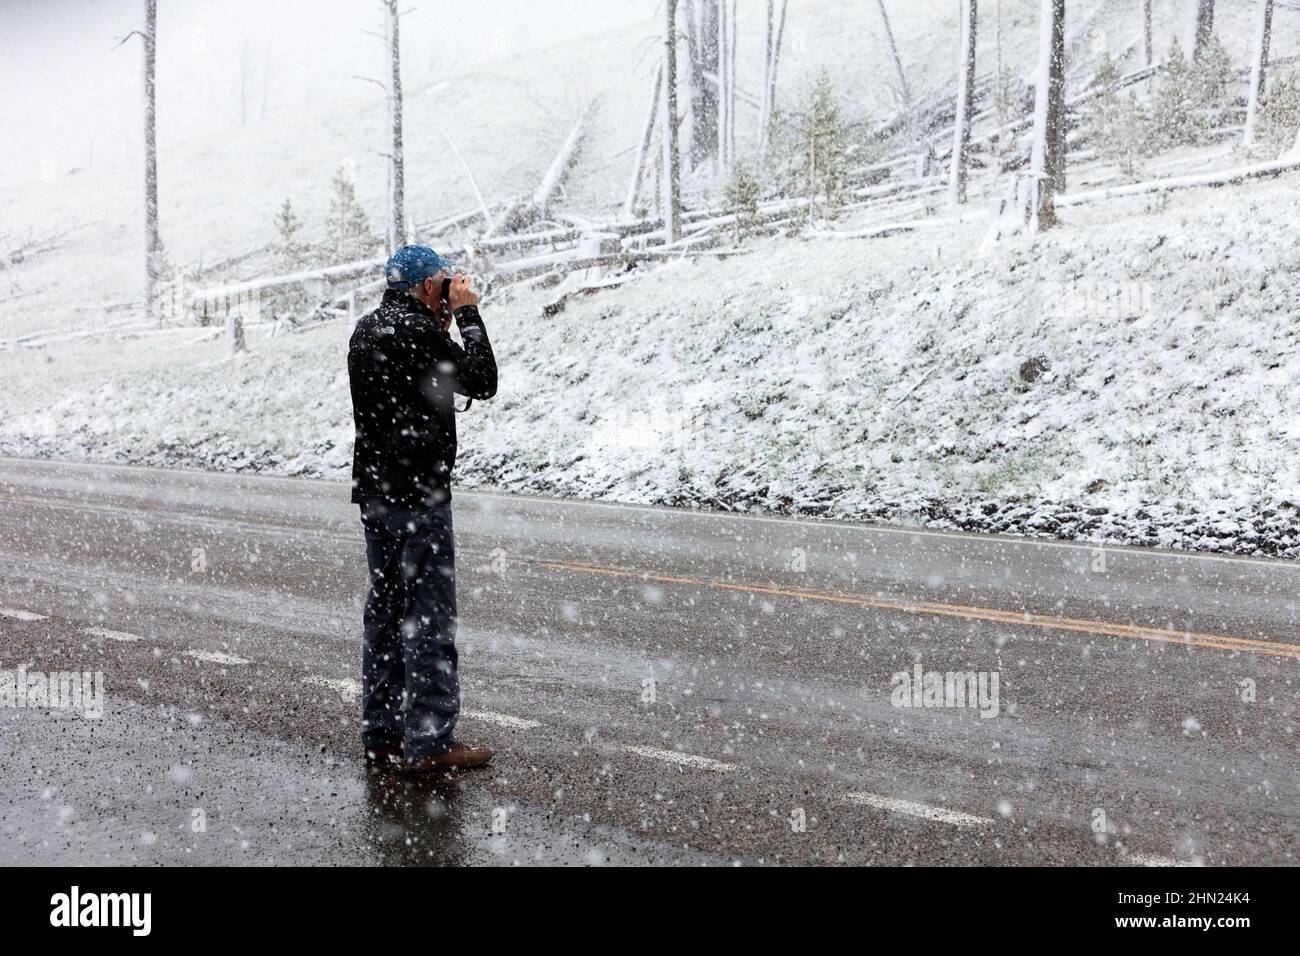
535, 560, 1300, 661
6, 490, 1297, 659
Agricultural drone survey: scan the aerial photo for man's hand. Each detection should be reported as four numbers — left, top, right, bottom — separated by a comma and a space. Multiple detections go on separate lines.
447, 274, 479, 311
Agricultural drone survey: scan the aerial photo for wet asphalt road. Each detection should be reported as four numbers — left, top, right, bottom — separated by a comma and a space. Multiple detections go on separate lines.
0, 456, 1296, 866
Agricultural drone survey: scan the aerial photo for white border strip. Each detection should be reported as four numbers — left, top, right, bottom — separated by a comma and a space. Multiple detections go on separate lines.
624, 744, 736, 773
184, 648, 251, 666
0, 607, 47, 622
84, 626, 142, 642
844, 791, 994, 828
465, 709, 542, 730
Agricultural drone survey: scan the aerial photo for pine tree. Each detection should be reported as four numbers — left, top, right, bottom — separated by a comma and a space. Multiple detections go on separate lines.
795, 69, 850, 219
326, 167, 377, 261
764, 102, 796, 192
273, 198, 310, 271
1150, 37, 1205, 147
271, 198, 313, 318
1257, 70, 1300, 149
1088, 54, 1150, 176
723, 160, 762, 242
1194, 32, 1234, 112
1150, 33, 1236, 149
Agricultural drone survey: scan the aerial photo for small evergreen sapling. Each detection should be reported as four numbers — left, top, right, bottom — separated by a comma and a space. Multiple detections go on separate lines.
796, 70, 850, 219
1256, 71, 1300, 150
271, 198, 314, 318
1088, 54, 1151, 176
723, 161, 762, 242
326, 167, 378, 262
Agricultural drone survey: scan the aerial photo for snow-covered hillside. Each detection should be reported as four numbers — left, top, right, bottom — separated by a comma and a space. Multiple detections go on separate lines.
4, 0, 1281, 339
4, 169, 1299, 556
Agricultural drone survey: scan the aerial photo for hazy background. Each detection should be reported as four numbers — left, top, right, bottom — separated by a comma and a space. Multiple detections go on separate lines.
0, 0, 656, 185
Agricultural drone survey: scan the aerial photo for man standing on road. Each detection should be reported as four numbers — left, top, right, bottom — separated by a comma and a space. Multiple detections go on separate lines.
348, 244, 498, 771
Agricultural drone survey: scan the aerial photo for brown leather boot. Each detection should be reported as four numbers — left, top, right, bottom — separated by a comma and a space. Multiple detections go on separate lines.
404, 742, 493, 771
364, 744, 403, 767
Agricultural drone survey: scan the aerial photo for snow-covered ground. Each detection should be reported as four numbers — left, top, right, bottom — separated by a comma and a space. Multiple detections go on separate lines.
4, 170, 1300, 557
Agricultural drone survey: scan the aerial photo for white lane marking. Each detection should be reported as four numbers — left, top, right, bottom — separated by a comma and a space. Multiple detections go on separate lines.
0, 607, 47, 622
84, 626, 142, 642
1127, 852, 1200, 868
843, 791, 994, 828
303, 675, 361, 700
300, 677, 541, 730
623, 744, 736, 773
464, 709, 542, 730
184, 649, 251, 666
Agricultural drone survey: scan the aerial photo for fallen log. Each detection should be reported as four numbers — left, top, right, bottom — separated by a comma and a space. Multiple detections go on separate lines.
487, 98, 600, 237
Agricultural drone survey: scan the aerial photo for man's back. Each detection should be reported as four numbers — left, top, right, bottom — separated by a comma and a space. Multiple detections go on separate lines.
348, 288, 496, 506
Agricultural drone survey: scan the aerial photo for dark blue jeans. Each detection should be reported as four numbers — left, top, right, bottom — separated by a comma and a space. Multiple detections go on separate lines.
359, 501, 459, 758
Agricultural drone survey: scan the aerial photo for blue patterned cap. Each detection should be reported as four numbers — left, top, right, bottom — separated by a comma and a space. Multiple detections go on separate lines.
385, 244, 458, 290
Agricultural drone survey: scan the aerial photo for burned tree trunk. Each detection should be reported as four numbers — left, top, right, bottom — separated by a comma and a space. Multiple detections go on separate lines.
727, 0, 737, 162
1027, 0, 1065, 230
717, 0, 730, 168
663, 0, 682, 242
689, 0, 720, 167
387, 0, 406, 248
1243, 0, 1274, 147
759, 0, 785, 153
761, 0, 788, 154
1192, 0, 1215, 62
1143, 0, 1153, 67
1045, 0, 1066, 194
948, 0, 978, 205
143, 0, 160, 324
875, 0, 912, 106
763, 0, 774, 143
624, 63, 663, 217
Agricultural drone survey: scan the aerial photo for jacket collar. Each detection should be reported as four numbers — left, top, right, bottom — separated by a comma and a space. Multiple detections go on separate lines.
381, 287, 437, 320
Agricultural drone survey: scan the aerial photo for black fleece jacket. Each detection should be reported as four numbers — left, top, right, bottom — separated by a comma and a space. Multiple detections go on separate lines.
348, 288, 497, 505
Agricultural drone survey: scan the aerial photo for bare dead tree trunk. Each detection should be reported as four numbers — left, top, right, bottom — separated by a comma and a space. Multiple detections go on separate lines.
875, 0, 912, 106
728, 0, 738, 162
143, 0, 159, 325
1192, 0, 1215, 62
763, 0, 774, 143
235, 40, 252, 126
387, 0, 406, 249
717, 0, 730, 169
1046, 0, 1066, 194
683, 0, 699, 168
1243, 0, 1274, 147
688, 0, 720, 167
1143, 0, 1153, 67
624, 62, 663, 217
949, 0, 978, 205
761, 0, 788, 154
663, 0, 682, 242
261, 43, 274, 122
1027, 0, 1065, 230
